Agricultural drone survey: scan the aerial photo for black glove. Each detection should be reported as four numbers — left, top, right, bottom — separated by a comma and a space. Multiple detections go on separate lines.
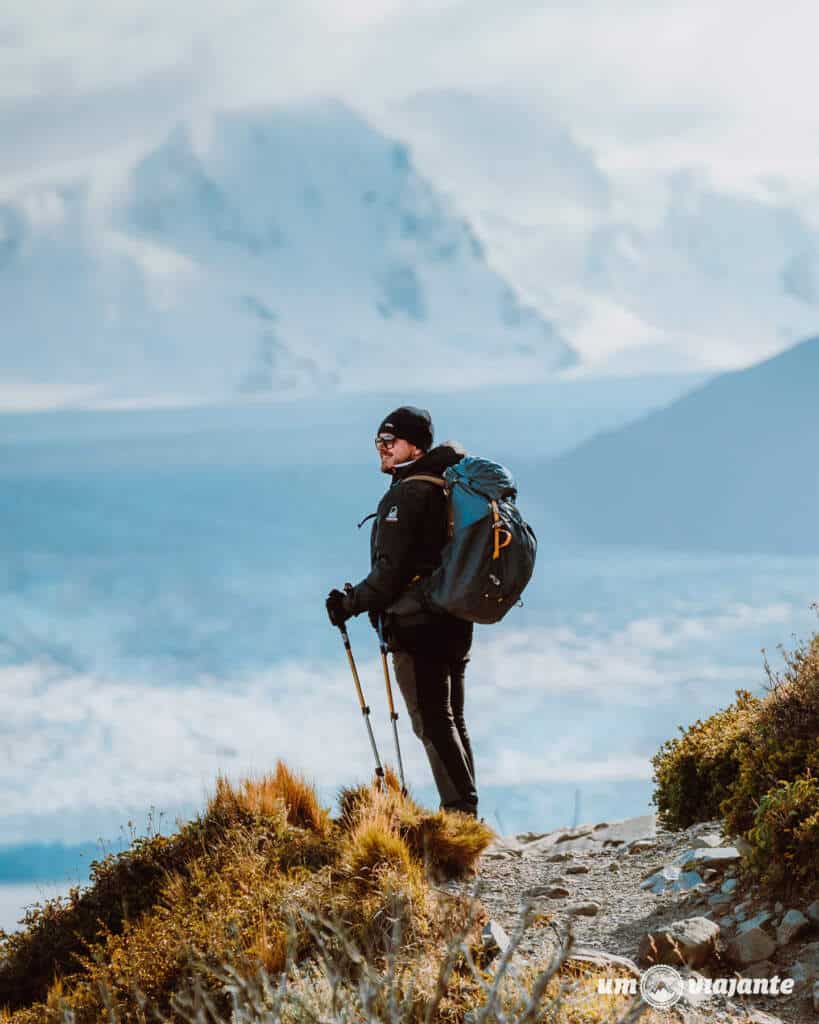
326, 588, 353, 627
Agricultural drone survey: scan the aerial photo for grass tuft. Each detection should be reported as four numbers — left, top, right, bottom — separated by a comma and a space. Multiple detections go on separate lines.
207, 761, 330, 834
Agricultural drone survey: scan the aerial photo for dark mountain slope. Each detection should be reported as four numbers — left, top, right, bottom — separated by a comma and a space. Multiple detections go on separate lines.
543, 335, 819, 553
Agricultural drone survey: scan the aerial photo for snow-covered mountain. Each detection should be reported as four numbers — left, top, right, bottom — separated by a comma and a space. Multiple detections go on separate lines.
388, 90, 819, 376
0, 101, 575, 409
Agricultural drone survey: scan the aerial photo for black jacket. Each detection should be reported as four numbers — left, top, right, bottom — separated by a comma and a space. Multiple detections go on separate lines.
347, 444, 465, 625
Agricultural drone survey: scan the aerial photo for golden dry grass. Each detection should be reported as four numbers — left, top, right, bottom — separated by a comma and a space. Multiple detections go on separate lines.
345, 811, 414, 878
0, 762, 654, 1024
208, 761, 331, 835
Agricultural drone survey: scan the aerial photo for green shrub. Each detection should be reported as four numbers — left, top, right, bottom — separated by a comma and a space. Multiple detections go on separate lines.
722, 632, 819, 839
651, 624, 819, 901
745, 770, 819, 898
650, 689, 760, 830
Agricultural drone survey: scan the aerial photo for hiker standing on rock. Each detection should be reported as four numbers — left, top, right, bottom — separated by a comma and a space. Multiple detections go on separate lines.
326, 406, 479, 817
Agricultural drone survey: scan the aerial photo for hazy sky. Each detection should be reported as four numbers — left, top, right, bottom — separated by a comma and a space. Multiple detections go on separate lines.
4, 0, 819, 185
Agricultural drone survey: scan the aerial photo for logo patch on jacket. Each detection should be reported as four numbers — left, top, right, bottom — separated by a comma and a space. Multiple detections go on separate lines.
385, 505, 399, 523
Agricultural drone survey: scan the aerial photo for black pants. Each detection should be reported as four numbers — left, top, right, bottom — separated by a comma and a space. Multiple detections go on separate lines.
389, 617, 477, 814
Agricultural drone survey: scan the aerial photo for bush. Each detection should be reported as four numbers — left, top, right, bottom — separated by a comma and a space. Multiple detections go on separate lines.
650, 689, 760, 830
721, 632, 819, 839
651, 624, 819, 901
745, 770, 819, 897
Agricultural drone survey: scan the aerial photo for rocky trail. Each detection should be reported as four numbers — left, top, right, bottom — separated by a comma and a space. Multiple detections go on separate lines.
437, 814, 819, 1023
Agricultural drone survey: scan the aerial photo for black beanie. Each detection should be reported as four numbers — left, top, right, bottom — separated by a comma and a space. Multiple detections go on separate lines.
377, 406, 434, 451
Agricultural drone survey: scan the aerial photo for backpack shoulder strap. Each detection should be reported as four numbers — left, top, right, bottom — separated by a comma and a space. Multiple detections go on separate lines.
401, 474, 447, 488
399, 474, 454, 538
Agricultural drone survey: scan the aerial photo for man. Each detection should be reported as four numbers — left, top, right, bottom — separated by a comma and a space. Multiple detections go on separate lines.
326, 406, 478, 817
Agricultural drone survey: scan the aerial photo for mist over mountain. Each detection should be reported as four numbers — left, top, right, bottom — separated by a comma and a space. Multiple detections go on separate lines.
543, 335, 819, 553
0, 100, 574, 411
389, 90, 819, 376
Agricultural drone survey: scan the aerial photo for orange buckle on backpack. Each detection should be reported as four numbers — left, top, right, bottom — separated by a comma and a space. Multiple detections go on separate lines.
490, 500, 512, 560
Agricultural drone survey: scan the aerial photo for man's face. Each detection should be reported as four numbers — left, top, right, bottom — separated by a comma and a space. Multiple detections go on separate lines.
376, 436, 418, 474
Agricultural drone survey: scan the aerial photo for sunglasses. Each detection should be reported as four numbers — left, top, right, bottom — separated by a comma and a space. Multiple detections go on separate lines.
374, 433, 398, 449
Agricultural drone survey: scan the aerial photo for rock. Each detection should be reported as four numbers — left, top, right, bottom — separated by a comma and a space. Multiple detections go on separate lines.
554, 826, 595, 844
813, 979, 819, 1013
565, 946, 641, 978
641, 870, 671, 894
691, 833, 723, 849
566, 900, 601, 917
799, 940, 819, 976
776, 908, 809, 946
739, 959, 777, 979
805, 899, 819, 926
524, 884, 570, 899
522, 821, 603, 855
564, 863, 590, 875
716, 915, 736, 929
628, 839, 657, 853
638, 916, 720, 968
734, 900, 751, 921
774, 900, 784, 914
720, 877, 737, 894
519, 814, 653, 856
786, 960, 809, 990
483, 837, 524, 860
708, 892, 733, 908
681, 847, 741, 870
726, 926, 777, 965
641, 863, 705, 895
702, 868, 719, 882
545, 851, 572, 863
608, 862, 619, 873
481, 920, 510, 961
590, 813, 656, 845
515, 831, 549, 843
737, 910, 774, 935
745, 1012, 785, 1024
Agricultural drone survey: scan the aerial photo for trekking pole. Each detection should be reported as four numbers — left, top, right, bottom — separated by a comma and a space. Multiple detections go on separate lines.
336, 621, 385, 790
376, 614, 408, 796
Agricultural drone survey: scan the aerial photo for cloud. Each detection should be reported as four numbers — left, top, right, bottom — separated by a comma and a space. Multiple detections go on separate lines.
0, 656, 380, 836
467, 602, 795, 704
0, 381, 99, 411
4, 0, 819, 183
0, 64, 201, 181
0, 598, 803, 841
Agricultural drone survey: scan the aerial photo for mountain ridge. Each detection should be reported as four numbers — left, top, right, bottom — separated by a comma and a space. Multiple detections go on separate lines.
542, 334, 819, 553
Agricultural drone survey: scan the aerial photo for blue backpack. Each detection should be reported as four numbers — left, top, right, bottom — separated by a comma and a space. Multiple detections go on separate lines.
408, 457, 537, 624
